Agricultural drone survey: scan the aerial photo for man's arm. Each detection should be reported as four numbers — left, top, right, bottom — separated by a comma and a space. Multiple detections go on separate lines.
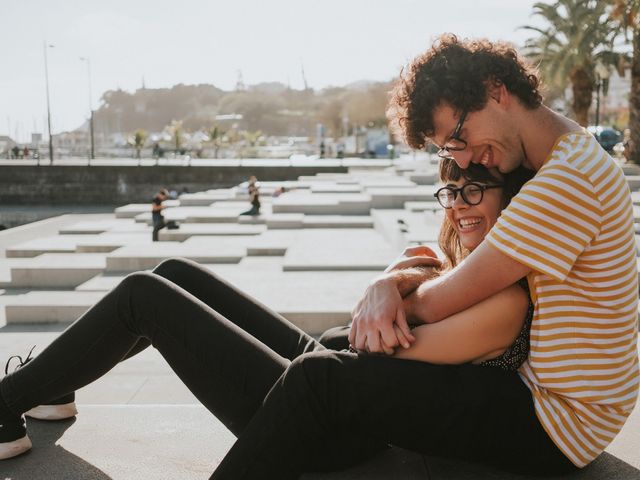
405, 241, 531, 324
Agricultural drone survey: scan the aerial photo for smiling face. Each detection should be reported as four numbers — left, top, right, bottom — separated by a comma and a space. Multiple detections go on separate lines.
443, 172, 504, 252
432, 100, 527, 173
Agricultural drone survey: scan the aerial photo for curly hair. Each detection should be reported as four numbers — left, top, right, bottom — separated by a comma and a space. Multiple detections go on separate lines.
388, 34, 542, 150
437, 158, 535, 269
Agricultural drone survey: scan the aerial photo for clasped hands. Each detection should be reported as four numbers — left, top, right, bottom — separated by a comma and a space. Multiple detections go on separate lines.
348, 245, 441, 355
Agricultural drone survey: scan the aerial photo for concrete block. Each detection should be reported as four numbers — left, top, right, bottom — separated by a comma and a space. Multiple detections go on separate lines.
302, 216, 374, 229
405, 201, 440, 213
273, 194, 372, 215
368, 187, 437, 209
178, 192, 233, 206
8, 253, 107, 288
282, 229, 396, 272
115, 201, 179, 218
75, 233, 153, 253
627, 176, 640, 190
4, 290, 106, 323
5, 235, 89, 258
405, 171, 439, 185
158, 224, 266, 242
105, 243, 244, 272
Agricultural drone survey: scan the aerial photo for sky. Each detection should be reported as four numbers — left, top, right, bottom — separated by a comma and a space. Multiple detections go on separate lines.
0, 0, 548, 142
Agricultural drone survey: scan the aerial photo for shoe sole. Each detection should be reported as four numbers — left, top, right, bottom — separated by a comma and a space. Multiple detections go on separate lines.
25, 402, 78, 421
0, 434, 32, 460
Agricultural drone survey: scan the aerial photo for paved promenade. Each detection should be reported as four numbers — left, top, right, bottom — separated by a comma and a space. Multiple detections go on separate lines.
1, 156, 639, 479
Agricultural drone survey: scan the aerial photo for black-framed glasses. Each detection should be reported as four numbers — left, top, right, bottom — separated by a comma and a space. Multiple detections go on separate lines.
436, 110, 468, 161
434, 182, 503, 209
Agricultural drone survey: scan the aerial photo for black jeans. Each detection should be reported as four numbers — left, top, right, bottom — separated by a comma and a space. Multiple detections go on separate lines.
0, 258, 576, 479
152, 213, 166, 242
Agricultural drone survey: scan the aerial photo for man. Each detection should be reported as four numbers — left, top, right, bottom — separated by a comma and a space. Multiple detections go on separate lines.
151, 188, 169, 242
349, 34, 638, 468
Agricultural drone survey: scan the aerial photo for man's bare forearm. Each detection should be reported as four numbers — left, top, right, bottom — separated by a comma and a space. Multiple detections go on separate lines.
388, 267, 440, 298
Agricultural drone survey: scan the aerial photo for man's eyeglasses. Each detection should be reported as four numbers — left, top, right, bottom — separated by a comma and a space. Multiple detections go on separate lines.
436, 111, 468, 161
434, 182, 503, 209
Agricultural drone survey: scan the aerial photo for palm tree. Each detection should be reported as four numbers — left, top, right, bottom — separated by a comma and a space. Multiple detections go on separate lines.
132, 129, 147, 162
165, 120, 184, 154
522, 0, 621, 126
208, 124, 225, 159
611, 0, 640, 163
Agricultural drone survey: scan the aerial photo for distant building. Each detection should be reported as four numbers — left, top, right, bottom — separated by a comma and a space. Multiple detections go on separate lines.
0, 135, 16, 155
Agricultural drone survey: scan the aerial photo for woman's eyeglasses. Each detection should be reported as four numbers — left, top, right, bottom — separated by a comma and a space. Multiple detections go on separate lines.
434, 182, 503, 209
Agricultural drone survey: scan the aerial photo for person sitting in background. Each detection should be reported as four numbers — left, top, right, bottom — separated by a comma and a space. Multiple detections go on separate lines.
240, 175, 261, 216
151, 188, 169, 242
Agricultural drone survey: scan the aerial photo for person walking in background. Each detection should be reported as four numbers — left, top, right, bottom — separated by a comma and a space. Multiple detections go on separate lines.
151, 188, 169, 242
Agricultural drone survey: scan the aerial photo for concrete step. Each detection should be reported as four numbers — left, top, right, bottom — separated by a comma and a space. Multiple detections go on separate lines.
282, 229, 396, 272
178, 192, 234, 206
158, 224, 266, 242
5, 254, 107, 288
272, 193, 372, 215
105, 243, 244, 272
60, 219, 150, 235
367, 186, 437, 209
114, 201, 180, 219
4, 290, 107, 323
5, 235, 90, 258
75, 233, 154, 253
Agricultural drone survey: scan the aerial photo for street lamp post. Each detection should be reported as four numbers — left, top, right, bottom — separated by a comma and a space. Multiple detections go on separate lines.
43, 42, 54, 165
80, 57, 95, 163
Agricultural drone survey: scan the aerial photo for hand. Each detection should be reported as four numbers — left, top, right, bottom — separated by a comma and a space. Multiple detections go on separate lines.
349, 275, 415, 354
384, 245, 441, 273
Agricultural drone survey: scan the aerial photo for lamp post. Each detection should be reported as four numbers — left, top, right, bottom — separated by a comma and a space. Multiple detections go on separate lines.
79, 57, 95, 163
43, 42, 54, 164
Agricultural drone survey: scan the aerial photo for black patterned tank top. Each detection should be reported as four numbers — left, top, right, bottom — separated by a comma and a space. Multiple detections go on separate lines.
478, 278, 533, 371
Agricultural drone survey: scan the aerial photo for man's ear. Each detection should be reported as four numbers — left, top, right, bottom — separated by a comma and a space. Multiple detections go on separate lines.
487, 81, 510, 109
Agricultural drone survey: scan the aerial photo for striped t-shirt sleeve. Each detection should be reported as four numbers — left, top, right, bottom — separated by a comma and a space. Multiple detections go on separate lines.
487, 163, 601, 282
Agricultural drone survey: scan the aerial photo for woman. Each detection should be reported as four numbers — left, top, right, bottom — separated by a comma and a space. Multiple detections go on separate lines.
1, 161, 565, 479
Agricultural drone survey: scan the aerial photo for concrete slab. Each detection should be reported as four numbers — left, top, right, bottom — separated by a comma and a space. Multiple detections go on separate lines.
114, 201, 179, 218
157, 224, 266, 242
2, 406, 232, 480
265, 213, 305, 229
405, 171, 439, 185
60, 219, 150, 235
302, 216, 374, 229
4, 290, 106, 323
0, 258, 34, 287
372, 209, 443, 250
404, 201, 440, 213
367, 186, 437, 209
105, 243, 244, 272
282, 229, 396, 272
75, 233, 153, 253
178, 192, 233, 206
627, 176, 640, 190
273, 193, 372, 215
310, 184, 363, 194
7, 253, 107, 289
5, 235, 91, 258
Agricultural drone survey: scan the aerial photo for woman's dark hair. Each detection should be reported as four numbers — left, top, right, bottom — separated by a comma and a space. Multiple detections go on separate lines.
388, 34, 542, 150
437, 159, 535, 269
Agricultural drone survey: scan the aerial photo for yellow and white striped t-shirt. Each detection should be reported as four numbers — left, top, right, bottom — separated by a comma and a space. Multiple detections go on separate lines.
486, 131, 639, 467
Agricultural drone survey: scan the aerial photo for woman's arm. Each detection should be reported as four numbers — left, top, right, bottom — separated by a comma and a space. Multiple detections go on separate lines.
393, 283, 528, 364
